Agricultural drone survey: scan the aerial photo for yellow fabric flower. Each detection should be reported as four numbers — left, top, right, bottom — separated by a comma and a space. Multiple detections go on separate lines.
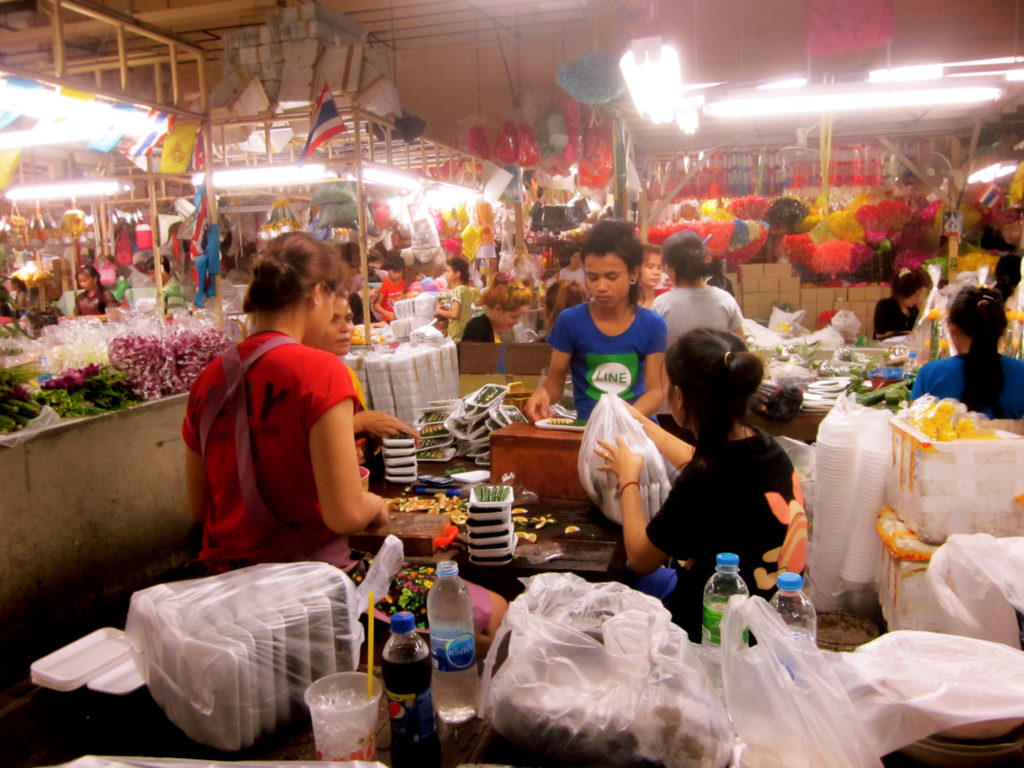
827, 209, 865, 242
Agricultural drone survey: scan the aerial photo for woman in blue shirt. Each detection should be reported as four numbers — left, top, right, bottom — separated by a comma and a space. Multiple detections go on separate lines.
526, 220, 667, 422
910, 286, 1024, 419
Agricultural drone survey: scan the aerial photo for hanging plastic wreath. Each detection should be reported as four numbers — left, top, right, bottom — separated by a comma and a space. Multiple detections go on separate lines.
726, 195, 770, 221
781, 234, 816, 267
810, 239, 854, 277
494, 122, 519, 165
696, 219, 736, 257
826, 209, 864, 243
855, 199, 912, 244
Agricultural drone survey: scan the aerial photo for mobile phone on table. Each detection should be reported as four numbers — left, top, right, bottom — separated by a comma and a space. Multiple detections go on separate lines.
417, 474, 454, 487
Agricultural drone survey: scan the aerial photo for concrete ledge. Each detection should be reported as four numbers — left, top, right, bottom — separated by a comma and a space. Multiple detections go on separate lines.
0, 394, 194, 668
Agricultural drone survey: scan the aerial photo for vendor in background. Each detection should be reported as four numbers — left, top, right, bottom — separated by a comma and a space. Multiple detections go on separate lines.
460, 273, 532, 343
182, 232, 506, 645
653, 230, 744, 351
542, 278, 587, 334
1, 276, 29, 317
144, 255, 187, 314
371, 252, 405, 322
872, 267, 929, 340
639, 244, 664, 309
556, 249, 586, 286
706, 258, 735, 296
526, 219, 667, 421
594, 328, 806, 641
74, 265, 124, 316
435, 256, 475, 342
910, 286, 1024, 419
316, 291, 419, 470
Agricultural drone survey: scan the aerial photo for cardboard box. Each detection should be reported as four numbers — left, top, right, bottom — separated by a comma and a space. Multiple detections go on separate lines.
779, 276, 801, 292
742, 278, 760, 294
848, 286, 866, 301
779, 291, 801, 306
877, 509, 944, 632
763, 262, 793, 278
739, 264, 764, 280
888, 417, 1024, 544
490, 424, 589, 501
759, 277, 779, 294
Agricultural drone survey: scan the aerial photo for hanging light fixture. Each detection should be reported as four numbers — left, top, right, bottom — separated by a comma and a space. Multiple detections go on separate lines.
5, 180, 126, 201
191, 164, 335, 188
619, 37, 685, 125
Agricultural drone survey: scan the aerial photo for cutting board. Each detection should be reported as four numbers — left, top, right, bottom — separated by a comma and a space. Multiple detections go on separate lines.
349, 511, 451, 556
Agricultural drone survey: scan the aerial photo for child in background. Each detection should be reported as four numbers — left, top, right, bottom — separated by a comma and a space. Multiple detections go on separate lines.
435, 256, 475, 342
639, 244, 664, 309
372, 252, 405, 322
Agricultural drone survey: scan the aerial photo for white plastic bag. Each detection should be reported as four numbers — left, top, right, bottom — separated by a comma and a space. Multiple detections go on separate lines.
721, 596, 883, 768
479, 573, 733, 768
835, 630, 1024, 751
926, 533, 1024, 647
830, 308, 862, 343
578, 393, 671, 524
768, 305, 808, 338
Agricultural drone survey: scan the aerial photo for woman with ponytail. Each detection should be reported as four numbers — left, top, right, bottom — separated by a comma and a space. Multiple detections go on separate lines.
910, 286, 1024, 419
526, 219, 667, 421
593, 328, 807, 640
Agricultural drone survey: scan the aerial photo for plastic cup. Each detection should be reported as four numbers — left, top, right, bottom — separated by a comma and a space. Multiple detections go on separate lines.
304, 671, 382, 761
359, 466, 370, 492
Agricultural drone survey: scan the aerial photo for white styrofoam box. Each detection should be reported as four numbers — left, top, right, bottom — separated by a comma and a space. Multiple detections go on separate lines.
876, 508, 943, 632
277, 39, 324, 103
316, 43, 363, 92
888, 418, 1024, 544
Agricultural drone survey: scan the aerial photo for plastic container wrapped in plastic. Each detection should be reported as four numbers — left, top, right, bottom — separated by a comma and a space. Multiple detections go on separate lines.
32, 539, 404, 753
480, 572, 733, 768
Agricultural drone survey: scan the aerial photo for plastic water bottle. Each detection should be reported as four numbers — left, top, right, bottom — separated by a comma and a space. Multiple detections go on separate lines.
769, 572, 818, 642
701, 552, 749, 694
426, 560, 479, 723
904, 352, 918, 376
37, 355, 53, 384
382, 611, 441, 768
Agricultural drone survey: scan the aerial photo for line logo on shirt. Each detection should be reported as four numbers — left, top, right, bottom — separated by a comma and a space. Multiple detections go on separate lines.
585, 353, 638, 400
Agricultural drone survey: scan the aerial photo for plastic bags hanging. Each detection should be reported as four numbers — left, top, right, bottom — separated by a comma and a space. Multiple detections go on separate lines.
480, 572, 733, 768
721, 596, 883, 768
913, 263, 953, 362
578, 393, 672, 524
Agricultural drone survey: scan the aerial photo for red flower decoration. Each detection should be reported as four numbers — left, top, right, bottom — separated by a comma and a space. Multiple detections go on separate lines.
810, 239, 854, 276
726, 195, 771, 221
781, 234, 815, 266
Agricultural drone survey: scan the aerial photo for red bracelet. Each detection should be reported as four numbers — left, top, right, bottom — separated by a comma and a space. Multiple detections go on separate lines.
619, 480, 640, 496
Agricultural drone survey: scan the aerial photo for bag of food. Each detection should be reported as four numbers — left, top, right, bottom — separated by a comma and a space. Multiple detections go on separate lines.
578, 393, 672, 524
480, 572, 732, 768
721, 596, 883, 768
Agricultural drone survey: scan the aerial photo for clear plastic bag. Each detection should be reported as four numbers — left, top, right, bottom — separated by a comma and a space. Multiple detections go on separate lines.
829, 309, 862, 343
479, 572, 733, 768
926, 533, 1024, 647
578, 393, 671, 524
720, 596, 883, 768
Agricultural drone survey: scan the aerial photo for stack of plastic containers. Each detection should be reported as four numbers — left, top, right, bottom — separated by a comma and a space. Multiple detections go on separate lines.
124, 562, 362, 751
467, 485, 515, 565
383, 433, 417, 484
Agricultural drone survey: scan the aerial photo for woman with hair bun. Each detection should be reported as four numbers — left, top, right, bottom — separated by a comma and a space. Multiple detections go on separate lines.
183, 232, 391, 570
459, 272, 532, 343
593, 328, 807, 640
184, 232, 506, 645
910, 286, 1024, 418
873, 266, 929, 339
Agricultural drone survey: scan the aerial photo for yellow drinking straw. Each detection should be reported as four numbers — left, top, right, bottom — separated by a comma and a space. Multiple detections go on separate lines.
366, 590, 375, 699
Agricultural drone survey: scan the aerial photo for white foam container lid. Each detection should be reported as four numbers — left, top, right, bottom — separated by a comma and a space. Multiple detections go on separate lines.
30, 627, 145, 695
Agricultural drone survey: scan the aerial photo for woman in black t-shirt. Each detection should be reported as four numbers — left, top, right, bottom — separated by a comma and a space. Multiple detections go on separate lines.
873, 267, 929, 339
595, 328, 807, 641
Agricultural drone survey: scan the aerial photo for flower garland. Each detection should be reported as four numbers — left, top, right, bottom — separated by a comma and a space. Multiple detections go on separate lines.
810, 239, 854, 276
826, 209, 865, 242
726, 195, 770, 221
855, 199, 911, 244
781, 234, 815, 266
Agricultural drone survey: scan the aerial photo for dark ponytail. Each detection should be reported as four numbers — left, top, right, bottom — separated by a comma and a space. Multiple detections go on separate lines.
244, 232, 342, 313
949, 286, 1008, 417
666, 327, 763, 465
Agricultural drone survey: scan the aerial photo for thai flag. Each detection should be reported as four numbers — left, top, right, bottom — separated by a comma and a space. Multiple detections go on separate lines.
190, 125, 206, 172
124, 110, 174, 157
300, 83, 346, 164
978, 182, 1003, 208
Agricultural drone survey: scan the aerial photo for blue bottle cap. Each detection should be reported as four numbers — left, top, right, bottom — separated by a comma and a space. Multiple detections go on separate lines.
391, 611, 416, 633
436, 560, 459, 576
716, 552, 739, 567
777, 572, 803, 591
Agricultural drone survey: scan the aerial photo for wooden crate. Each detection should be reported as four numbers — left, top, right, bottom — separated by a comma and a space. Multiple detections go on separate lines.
490, 423, 589, 501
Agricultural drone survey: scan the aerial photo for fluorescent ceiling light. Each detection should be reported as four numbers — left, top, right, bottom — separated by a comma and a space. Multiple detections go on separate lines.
360, 166, 420, 190
619, 37, 685, 125
6, 180, 124, 201
869, 64, 944, 82
706, 86, 1002, 118
757, 77, 808, 90
1007, 69, 1024, 82
946, 56, 1023, 68
967, 162, 1018, 185
192, 164, 334, 188
0, 122, 107, 150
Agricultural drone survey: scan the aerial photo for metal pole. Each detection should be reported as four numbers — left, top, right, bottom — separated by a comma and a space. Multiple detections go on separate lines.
354, 107, 372, 344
